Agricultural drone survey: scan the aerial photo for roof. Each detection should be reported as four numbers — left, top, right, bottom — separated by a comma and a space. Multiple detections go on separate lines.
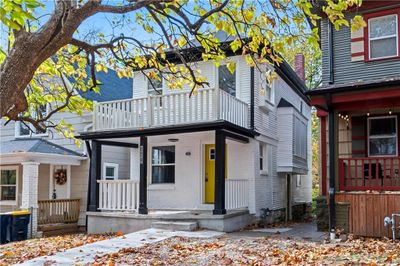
73, 67, 133, 102
0, 138, 83, 157
277, 98, 295, 108
307, 76, 400, 96
136, 35, 309, 103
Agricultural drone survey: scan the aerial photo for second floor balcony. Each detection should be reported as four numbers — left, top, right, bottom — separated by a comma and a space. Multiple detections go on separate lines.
93, 88, 250, 131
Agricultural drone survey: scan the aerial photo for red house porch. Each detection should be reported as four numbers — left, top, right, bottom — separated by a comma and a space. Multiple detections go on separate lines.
310, 78, 400, 237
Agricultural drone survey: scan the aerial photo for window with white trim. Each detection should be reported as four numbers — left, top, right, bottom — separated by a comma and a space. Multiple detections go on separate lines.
152, 146, 175, 184
218, 64, 236, 97
15, 104, 49, 137
368, 116, 398, 156
368, 14, 398, 59
103, 163, 119, 180
147, 71, 163, 96
0, 167, 18, 203
259, 143, 268, 175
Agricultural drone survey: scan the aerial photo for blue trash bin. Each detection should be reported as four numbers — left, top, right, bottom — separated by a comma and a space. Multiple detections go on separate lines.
10, 211, 31, 242
0, 213, 11, 244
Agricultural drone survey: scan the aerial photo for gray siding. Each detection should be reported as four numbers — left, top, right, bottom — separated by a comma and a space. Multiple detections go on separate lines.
321, 14, 400, 86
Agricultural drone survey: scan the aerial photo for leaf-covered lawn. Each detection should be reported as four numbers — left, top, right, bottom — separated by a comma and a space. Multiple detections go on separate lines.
0, 233, 117, 265
89, 235, 400, 265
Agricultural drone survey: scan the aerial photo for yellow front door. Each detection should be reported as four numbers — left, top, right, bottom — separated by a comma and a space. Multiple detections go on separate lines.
204, 144, 227, 204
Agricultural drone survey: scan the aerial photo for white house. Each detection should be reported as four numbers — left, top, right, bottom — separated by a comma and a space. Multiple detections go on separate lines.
78, 42, 312, 233
0, 70, 133, 237
0, 39, 312, 236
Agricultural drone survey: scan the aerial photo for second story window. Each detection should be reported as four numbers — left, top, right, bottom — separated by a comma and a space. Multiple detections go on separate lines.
368, 13, 399, 60
218, 64, 236, 97
15, 104, 48, 138
147, 72, 163, 96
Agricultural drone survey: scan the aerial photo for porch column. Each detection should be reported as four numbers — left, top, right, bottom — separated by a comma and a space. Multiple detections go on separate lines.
328, 109, 336, 232
88, 140, 101, 212
213, 129, 226, 215
21, 162, 40, 238
139, 136, 148, 214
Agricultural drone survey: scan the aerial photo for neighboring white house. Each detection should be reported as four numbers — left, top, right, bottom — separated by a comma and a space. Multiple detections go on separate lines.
0, 69, 133, 237
78, 40, 312, 233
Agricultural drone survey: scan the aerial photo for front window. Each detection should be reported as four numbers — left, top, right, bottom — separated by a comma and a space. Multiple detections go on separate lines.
0, 167, 18, 203
368, 14, 398, 60
152, 146, 175, 184
368, 116, 398, 156
218, 65, 236, 96
103, 163, 119, 180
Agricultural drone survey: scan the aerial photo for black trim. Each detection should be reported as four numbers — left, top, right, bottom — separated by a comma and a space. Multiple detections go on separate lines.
88, 140, 101, 212
328, 105, 336, 232
250, 67, 255, 129
277, 98, 295, 108
85, 140, 92, 231
97, 140, 138, 148
139, 136, 148, 214
213, 129, 226, 215
76, 121, 257, 140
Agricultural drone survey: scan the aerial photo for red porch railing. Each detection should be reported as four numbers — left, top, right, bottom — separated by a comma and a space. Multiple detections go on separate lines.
339, 157, 400, 191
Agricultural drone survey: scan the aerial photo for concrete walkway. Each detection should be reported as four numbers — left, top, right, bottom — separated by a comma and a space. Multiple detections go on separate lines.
19, 229, 224, 266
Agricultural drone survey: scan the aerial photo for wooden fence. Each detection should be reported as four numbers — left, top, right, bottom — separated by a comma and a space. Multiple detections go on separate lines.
336, 192, 400, 237
38, 198, 80, 225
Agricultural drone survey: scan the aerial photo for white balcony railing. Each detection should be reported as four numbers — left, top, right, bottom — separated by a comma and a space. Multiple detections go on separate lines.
93, 88, 249, 131
225, 179, 249, 210
98, 180, 139, 212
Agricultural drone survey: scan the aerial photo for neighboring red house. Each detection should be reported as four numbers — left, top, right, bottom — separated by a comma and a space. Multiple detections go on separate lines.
310, 1, 400, 237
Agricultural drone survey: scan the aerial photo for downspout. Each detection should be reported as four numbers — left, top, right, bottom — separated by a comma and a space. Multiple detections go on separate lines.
328, 21, 334, 84
326, 94, 336, 238
250, 66, 255, 130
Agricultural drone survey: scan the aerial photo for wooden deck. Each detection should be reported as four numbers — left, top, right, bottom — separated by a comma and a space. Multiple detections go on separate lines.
336, 192, 400, 237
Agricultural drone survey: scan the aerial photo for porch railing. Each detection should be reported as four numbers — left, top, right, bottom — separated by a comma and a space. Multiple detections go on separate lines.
93, 88, 249, 131
97, 179, 248, 212
225, 179, 249, 210
38, 199, 80, 225
339, 157, 400, 191
98, 180, 140, 211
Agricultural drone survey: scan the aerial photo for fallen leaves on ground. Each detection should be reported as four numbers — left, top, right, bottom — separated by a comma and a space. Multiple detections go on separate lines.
0, 232, 117, 265
88, 235, 400, 265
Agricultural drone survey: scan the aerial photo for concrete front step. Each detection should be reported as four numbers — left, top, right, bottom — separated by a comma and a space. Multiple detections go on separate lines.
152, 221, 198, 231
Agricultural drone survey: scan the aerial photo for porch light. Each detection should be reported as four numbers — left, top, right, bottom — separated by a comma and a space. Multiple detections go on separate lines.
168, 138, 179, 142
389, 109, 392, 115
367, 112, 370, 116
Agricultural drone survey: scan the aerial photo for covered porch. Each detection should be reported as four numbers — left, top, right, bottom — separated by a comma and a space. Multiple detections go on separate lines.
79, 122, 257, 233
0, 139, 86, 237
311, 81, 400, 237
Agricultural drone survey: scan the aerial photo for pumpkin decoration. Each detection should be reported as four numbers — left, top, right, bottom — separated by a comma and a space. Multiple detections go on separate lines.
54, 168, 67, 185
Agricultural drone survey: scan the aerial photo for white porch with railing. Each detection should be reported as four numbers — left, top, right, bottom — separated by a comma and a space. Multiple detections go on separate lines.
97, 179, 248, 212
93, 88, 249, 131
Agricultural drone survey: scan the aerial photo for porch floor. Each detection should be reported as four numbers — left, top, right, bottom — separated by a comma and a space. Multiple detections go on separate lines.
87, 209, 253, 234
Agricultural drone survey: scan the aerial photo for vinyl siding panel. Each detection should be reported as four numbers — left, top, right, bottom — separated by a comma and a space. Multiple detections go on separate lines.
321, 14, 400, 86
